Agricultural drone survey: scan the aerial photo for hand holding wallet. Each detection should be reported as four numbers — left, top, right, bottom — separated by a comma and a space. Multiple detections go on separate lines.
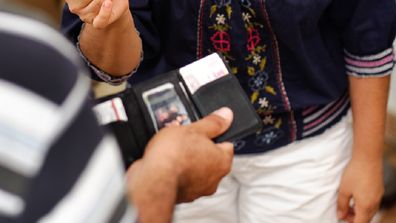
94, 53, 262, 167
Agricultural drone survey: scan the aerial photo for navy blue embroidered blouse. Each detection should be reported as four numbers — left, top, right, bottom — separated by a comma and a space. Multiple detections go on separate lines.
62, 0, 396, 154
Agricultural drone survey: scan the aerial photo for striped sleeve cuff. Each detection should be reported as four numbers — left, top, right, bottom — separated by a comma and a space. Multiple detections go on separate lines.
76, 24, 143, 86
344, 48, 394, 78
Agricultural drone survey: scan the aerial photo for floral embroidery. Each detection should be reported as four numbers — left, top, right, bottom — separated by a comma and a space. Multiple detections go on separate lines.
210, 31, 231, 52
258, 97, 268, 108
253, 55, 261, 65
239, 2, 276, 109
200, 0, 292, 149
255, 127, 284, 146
216, 14, 226, 24
242, 12, 252, 22
209, 1, 233, 55
246, 28, 262, 52
263, 115, 274, 125
248, 71, 268, 91
211, 0, 233, 18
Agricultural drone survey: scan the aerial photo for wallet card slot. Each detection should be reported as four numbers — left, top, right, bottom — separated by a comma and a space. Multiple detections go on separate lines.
95, 90, 148, 167
107, 122, 140, 167
121, 89, 151, 151
133, 71, 198, 134
179, 81, 200, 120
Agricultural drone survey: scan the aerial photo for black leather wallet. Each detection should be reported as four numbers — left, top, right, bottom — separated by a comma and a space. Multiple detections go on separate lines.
94, 53, 262, 167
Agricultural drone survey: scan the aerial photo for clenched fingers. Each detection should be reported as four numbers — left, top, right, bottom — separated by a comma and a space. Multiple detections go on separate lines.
216, 142, 234, 175
93, 0, 113, 28
337, 191, 351, 220
76, 0, 104, 24
67, 0, 102, 15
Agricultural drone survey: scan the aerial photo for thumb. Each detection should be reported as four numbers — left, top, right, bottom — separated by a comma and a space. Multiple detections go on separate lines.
337, 190, 352, 220
108, 0, 130, 25
188, 107, 233, 139
93, 0, 112, 29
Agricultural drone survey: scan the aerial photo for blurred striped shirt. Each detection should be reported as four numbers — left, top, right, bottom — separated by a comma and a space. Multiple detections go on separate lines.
0, 9, 136, 223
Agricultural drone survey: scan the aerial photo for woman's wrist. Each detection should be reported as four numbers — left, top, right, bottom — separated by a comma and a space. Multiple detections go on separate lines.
78, 9, 142, 78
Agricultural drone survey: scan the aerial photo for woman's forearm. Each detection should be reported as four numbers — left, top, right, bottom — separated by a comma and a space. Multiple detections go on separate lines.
349, 75, 390, 162
79, 10, 142, 77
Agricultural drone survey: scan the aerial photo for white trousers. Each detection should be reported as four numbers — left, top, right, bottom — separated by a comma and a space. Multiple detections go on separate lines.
174, 113, 353, 223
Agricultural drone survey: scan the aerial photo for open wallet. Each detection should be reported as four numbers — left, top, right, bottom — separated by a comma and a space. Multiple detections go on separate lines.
93, 53, 262, 167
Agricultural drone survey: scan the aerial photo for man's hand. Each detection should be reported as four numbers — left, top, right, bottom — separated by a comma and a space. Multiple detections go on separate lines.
126, 107, 234, 223
66, 0, 129, 29
337, 158, 384, 223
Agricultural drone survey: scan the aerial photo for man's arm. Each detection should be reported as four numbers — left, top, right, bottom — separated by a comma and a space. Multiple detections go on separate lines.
66, 0, 142, 76
126, 108, 234, 223
337, 75, 390, 223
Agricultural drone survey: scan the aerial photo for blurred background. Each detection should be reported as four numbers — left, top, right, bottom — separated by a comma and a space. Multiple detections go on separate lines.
379, 71, 396, 223
3, 0, 396, 222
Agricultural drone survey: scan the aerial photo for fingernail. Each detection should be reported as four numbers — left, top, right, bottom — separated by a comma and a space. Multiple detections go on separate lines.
212, 107, 233, 120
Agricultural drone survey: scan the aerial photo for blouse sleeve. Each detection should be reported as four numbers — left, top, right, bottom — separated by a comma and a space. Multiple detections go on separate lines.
330, 0, 396, 77
130, 0, 161, 63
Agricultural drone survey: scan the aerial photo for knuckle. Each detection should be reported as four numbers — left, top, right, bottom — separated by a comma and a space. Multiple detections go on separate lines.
184, 126, 196, 135
183, 196, 196, 203
213, 115, 226, 129
68, 7, 78, 14
359, 200, 378, 212
337, 191, 349, 200
68, 5, 83, 14
206, 186, 218, 196
226, 144, 234, 156
201, 185, 217, 197
94, 22, 106, 29
80, 15, 92, 23
221, 158, 232, 173
184, 191, 200, 202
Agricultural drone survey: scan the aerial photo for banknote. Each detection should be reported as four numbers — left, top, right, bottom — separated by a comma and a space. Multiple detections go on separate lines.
179, 53, 229, 94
